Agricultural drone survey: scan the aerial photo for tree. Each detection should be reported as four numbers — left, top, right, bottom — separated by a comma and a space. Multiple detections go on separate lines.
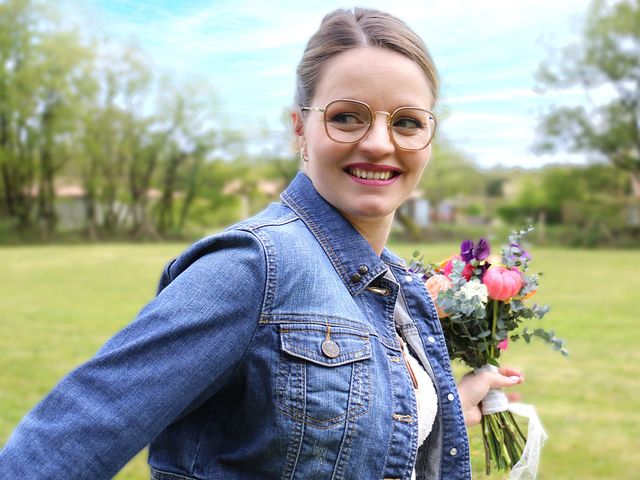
34, 29, 96, 237
534, 0, 640, 197
0, 0, 95, 237
155, 82, 219, 235
420, 136, 485, 215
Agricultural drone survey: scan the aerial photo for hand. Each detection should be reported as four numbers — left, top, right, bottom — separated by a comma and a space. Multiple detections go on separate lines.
457, 366, 524, 427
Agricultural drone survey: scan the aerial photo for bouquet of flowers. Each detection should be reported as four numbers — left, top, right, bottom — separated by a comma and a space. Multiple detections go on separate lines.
410, 226, 567, 477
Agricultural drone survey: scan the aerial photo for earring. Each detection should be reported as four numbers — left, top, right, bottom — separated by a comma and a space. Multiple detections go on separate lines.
299, 150, 308, 162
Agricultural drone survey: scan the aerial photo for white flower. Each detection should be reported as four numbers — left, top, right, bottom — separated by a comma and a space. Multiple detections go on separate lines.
456, 279, 489, 305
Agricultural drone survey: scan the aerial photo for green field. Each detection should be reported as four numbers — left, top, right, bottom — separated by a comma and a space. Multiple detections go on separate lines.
1, 243, 638, 479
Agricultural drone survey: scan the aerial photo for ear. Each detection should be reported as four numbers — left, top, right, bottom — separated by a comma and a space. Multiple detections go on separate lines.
292, 110, 309, 165
292, 111, 304, 137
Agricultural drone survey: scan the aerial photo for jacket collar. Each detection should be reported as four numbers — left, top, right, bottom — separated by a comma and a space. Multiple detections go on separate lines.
281, 172, 407, 295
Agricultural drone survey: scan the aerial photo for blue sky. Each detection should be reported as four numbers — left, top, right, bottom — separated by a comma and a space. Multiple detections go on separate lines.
67, 0, 594, 168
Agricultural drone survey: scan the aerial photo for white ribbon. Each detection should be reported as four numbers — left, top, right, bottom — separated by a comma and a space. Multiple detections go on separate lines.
507, 402, 548, 480
475, 365, 548, 480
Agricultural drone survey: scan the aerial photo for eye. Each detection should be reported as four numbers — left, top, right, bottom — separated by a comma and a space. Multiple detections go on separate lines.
393, 116, 424, 131
329, 112, 367, 125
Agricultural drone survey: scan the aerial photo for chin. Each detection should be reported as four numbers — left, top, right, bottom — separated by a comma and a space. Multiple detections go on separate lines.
343, 201, 397, 221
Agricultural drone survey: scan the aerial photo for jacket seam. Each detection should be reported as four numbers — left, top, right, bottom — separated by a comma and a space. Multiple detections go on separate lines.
190, 229, 269, 475
259, 313, 369, 331
236, 212, 299, 232
151, 466, 201, 480
281, 192, 355, 293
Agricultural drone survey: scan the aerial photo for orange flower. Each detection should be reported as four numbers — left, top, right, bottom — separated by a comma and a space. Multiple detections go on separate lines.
521, 290, 537, 300
437, 254, 457, 272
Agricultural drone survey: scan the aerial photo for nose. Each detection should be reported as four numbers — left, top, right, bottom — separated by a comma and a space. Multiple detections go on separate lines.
359, 111, 395, 157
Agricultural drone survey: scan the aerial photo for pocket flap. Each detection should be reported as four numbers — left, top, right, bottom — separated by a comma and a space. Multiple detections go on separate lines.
280, 324, 371, 367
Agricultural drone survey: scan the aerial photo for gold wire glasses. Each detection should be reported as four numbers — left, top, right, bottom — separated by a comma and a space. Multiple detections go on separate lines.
301, 99, 437, 151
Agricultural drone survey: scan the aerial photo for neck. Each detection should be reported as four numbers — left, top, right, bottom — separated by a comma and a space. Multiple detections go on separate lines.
341, 211, 394, 256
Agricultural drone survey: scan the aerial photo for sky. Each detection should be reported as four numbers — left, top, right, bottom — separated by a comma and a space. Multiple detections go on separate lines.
65, 0, 595, 169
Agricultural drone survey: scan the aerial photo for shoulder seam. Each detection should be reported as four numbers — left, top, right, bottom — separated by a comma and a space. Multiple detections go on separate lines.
235, 212, 299, 232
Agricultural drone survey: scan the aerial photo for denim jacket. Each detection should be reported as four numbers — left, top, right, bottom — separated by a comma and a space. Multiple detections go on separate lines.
0, 172, 471, 479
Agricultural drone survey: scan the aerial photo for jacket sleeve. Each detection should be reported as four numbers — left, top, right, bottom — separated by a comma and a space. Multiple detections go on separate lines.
0, 229, 267, 479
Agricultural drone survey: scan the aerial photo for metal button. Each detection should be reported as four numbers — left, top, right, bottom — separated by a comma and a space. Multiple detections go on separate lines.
350, 273, 362, 283
322, 340, 340, 358
366, 286, 391, 296
358, 265, 369, 275
392, 414, 413, 423
450, 447, 458, 456
447, 393, 455, 401
404, 275, 413, 282
427, 336, 436, 343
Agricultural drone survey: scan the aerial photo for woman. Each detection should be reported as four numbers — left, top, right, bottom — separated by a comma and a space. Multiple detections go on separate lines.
0, 8, 522, 480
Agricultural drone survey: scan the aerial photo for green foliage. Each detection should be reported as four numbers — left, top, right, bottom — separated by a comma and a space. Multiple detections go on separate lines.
420, 136, 485, 207
517, 327, 569, 356
0, 0, 97, 234
535, 0, 640, 193
496, 164, 638, 247
0, 1, 298, 242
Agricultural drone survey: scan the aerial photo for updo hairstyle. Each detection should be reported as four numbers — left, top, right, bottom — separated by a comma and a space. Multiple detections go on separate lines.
294, 7, 439, 109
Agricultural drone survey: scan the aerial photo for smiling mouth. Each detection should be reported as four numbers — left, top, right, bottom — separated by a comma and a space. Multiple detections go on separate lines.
345, 167, 401, 181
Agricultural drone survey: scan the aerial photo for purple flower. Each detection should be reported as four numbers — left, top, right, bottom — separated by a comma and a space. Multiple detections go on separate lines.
460, 240, 474, 263
506, 242, 531, 265
460, 238, 491, 263
475, 238, 491, 260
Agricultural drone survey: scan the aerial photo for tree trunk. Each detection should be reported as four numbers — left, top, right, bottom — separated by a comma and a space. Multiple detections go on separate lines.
38, 148, 57, 238
178, 154, 203, 230
38, 106, 58, 238
395, 209, 422, 241
537, 210, 546, 245
157, 151, 185, 235
82, 160, 99, 241
630, 170, 640, 199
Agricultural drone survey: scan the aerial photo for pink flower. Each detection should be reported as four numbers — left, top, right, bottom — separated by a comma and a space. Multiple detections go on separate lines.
482, 266, 522, 301
497, 338, 509, 351
442, 255, 474, 280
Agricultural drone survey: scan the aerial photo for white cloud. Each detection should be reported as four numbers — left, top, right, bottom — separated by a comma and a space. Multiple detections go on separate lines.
444, 89, 540, 104
64, 0, 594, 168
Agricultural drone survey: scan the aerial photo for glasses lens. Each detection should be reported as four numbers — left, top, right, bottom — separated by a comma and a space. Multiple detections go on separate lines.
390, 108, 436, 150
324, 100, 371, 143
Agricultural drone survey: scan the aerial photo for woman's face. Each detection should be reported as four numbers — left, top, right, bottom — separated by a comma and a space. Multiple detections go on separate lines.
295, 47, 434, 226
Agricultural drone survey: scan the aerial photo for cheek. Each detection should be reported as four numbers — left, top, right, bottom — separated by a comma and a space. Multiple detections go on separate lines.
308, 137, 351, 165
416, 148, 432, 173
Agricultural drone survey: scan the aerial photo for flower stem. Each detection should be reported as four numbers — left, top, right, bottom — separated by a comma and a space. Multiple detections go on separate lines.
490, 299, 498, 359
481, 416, 491, 476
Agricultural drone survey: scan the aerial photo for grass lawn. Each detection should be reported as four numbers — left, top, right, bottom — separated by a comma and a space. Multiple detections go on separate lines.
1, 242, 638, 479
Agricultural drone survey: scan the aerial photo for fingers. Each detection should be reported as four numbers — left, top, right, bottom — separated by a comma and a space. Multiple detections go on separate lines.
463, 406, 482, 427
486, 371, 523, 389
460, 366, 526, 428
497, 366, 525, 386
498, 366, 524, 381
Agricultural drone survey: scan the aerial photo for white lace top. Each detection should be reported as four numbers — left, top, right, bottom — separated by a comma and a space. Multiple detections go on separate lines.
390, 270, 439, 480
399, 336, 438, 448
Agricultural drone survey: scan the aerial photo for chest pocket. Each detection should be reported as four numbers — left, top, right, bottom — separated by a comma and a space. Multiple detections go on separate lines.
275, 323, 371, 429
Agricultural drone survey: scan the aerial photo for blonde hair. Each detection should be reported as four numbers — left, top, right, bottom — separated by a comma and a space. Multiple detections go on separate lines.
295, 8, 439, 108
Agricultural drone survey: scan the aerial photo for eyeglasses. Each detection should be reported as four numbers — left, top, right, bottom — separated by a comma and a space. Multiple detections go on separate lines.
301, 99, 436, 151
